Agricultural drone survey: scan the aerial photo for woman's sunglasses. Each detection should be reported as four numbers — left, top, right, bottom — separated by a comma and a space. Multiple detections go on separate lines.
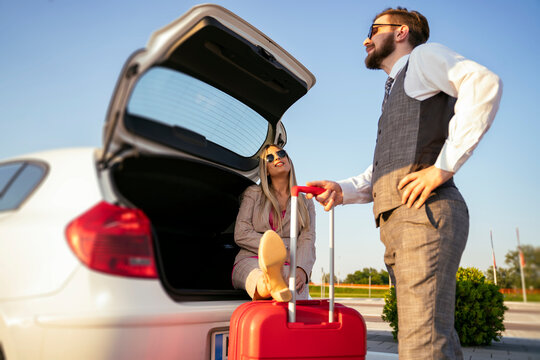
265, 149, 287, 163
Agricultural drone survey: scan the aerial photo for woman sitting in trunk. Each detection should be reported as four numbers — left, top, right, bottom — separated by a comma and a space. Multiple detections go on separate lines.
232, 144, 316, 301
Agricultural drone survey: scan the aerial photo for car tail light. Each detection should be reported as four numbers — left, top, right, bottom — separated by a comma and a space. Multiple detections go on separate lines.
66, 201, 158, 278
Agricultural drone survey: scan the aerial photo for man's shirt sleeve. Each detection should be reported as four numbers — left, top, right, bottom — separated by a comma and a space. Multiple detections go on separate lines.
406, 43, 503, 173
337, 164, 374, 204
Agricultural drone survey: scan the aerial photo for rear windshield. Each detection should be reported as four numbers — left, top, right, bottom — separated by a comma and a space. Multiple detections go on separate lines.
127, 67, 269, 157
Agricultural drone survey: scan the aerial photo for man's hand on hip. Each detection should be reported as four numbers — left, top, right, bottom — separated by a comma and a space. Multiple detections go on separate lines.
305, 180, 343, 211
398, 165, 454, 209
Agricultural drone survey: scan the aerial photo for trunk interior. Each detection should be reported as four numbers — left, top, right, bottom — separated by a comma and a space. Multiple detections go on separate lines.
110, 155, 254, 301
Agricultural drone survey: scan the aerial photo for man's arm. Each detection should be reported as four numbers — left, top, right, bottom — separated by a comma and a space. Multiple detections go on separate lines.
306, 164, 373, 211
400, 43, 503, 208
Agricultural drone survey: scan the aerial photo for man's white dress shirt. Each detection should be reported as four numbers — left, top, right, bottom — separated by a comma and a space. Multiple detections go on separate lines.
338, 42, 503, 205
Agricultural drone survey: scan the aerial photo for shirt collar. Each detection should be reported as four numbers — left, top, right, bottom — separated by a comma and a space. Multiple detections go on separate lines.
389, 54, 410, 79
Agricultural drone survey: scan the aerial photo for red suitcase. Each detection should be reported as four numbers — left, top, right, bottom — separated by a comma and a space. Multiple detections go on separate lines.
228, 186, 367, 360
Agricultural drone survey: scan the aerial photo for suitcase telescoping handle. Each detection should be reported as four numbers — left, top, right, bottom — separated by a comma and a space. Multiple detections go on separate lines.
290, 186, 335, 324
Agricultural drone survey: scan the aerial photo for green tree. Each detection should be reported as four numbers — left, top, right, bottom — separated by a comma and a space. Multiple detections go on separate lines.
371, 269, 389, 285
484, 266, 515, 288
504, 245, 540, 288
344, 268, 389, 285
484, 245, 540, 289
344, 269, 367, 284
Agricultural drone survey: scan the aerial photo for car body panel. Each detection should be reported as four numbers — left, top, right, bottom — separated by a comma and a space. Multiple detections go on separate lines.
0, 148, 102, 300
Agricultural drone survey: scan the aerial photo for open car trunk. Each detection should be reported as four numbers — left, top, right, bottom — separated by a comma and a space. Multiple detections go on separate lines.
99, 4, 316, 301
110, 155, 253, 301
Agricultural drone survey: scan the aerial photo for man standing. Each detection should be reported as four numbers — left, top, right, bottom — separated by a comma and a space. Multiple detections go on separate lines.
307, 7, 502, 360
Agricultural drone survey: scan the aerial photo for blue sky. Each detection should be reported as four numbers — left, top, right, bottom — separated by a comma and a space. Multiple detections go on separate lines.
1, 0, 539, 283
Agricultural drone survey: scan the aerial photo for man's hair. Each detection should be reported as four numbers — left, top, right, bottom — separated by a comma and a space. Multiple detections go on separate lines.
374, 7, 429, 48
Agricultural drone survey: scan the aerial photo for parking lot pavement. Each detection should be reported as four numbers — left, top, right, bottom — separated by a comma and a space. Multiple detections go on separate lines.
366, 330, 540, 360
367, 351, 398, 359
335, 298, 540, 360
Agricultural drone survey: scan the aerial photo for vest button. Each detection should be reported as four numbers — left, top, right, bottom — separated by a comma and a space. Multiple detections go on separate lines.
375, 161, 378, 166
373, 192, 377, 198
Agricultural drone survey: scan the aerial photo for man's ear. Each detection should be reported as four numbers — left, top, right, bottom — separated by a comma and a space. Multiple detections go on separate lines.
395, 25, 410, 43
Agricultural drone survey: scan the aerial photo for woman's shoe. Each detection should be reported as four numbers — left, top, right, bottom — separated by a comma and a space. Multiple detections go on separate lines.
253, 275, 271, 300
258, 230, 292, 302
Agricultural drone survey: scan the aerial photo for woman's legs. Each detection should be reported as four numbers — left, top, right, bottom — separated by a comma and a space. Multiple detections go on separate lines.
232, 257, 262, 298
258, 230, 291, 302
232, 231, 292, 301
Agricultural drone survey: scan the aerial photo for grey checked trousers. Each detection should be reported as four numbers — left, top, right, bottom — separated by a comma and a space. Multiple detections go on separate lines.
379, 187, 469, 360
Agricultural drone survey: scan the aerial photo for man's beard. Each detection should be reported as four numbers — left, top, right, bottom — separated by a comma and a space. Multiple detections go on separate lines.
365, 34, 395, 69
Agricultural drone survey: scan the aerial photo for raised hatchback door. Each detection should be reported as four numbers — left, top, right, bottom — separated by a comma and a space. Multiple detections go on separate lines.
101, 4, 315, 173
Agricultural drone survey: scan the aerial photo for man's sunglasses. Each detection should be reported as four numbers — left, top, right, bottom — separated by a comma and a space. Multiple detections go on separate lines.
368, 23, 402, 39
266, 149, 287, 163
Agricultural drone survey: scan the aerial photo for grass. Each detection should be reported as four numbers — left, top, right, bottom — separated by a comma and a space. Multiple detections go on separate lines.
308, 285, 540, 302
502, 293, 540, 302
309, 285, 390, 298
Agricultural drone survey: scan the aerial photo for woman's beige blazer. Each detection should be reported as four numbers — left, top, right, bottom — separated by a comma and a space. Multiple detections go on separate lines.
233, 185, 316, 277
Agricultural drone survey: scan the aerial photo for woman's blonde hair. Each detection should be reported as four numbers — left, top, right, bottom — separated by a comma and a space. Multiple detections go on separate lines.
258, 144, 310, 232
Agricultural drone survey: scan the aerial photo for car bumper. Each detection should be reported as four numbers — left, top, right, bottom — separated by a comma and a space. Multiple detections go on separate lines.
1, 266, 245, 360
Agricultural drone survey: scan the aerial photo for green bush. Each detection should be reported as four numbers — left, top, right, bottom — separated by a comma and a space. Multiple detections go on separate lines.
455, 267, 507, 346
381, 286, 398, 339
381, 267, 507, 346
456, 267, 485, 282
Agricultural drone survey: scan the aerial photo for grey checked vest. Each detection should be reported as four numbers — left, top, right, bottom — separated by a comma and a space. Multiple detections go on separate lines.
372, 62, 457, 223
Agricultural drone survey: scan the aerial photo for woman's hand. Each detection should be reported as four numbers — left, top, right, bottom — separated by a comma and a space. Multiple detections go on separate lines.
295, 267, 308, 293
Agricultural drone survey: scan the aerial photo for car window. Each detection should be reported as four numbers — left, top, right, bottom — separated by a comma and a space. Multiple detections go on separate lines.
0, 162, 24, 195
0, 162, 47, 212
127, 67, 269, 157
